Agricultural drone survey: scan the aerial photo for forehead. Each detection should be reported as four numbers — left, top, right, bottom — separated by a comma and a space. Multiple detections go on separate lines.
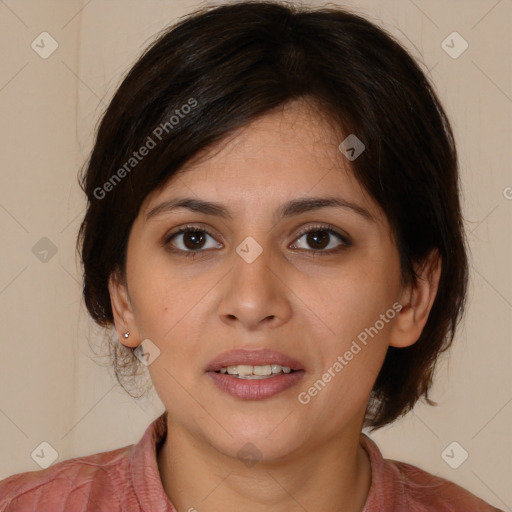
140, 100, 384, 227
179, 99, 343, 175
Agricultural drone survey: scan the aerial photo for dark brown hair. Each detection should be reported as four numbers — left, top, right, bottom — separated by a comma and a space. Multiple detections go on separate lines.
77, 0, 469, 429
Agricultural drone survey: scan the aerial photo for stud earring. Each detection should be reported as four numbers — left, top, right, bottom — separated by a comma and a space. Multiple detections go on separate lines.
123, 332, 130, 338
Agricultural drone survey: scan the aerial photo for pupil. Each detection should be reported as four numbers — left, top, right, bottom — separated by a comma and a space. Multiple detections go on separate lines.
184, 231, 205, 250
307, 231, 328, 250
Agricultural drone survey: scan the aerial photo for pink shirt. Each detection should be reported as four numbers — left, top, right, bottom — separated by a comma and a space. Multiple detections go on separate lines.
0, 412, 502, 511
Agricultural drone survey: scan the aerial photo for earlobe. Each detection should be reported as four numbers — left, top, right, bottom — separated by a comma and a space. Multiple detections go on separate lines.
389, 249, 442, 348
108, 269, 139, 348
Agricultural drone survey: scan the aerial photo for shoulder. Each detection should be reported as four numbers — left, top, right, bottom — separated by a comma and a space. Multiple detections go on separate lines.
392, 459, 503, 511
0, 444, 132, 511
360, 434, 503, 512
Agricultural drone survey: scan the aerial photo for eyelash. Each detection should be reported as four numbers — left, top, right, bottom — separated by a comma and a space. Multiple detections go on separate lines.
163, 223, 352, 259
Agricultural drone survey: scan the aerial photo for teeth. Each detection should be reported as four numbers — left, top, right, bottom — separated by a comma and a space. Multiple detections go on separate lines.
219, 364, 293, 377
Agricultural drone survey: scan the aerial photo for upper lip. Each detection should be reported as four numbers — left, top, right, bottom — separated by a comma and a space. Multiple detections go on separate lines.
205, 348, 305, 372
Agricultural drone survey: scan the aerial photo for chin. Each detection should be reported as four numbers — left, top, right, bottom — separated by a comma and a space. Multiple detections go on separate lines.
203, 420, 307, 463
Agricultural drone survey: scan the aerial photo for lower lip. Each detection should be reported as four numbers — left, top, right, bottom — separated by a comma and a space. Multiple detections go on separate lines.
206, 370, 305, 400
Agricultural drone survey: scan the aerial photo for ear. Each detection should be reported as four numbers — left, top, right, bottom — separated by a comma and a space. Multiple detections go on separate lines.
389, 249, 442, 348
108, 268, 140, 348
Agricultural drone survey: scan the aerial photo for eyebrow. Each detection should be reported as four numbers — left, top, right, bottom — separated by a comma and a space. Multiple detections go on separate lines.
145, 196, 375, 223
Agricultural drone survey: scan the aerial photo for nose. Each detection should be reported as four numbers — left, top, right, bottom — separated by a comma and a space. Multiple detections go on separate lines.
217, 239, 293, 331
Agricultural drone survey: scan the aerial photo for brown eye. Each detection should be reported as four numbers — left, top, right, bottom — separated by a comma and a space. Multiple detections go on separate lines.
291, 225, 351, 253
181, 230, 207, 250
304, 231, 330, 250
165, 226, 222, 257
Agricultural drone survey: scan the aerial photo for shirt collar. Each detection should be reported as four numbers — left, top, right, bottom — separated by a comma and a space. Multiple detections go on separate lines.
360, 432, 404, 511
130, 410, 175, 512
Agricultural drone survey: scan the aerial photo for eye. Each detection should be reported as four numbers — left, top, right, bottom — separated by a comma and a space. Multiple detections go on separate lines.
290, 224, 351, 254
164, 225, 222, 257
163, 223, 351, 259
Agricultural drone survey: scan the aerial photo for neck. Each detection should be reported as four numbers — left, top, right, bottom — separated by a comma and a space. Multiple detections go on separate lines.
157, 416, 372, 512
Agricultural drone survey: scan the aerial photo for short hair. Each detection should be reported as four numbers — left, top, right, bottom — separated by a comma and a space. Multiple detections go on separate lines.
77, 0, 469, 430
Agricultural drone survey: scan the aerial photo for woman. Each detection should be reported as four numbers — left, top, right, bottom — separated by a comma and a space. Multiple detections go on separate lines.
0, 1, 503, 510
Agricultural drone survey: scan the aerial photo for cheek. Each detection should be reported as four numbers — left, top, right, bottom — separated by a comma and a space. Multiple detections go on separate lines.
305, 251, 399, 389
125, 249, 183, 341
126, 254, 218, 369
303, 302, 392, 420
127, 237, 184, 310
306, 263, 399, 344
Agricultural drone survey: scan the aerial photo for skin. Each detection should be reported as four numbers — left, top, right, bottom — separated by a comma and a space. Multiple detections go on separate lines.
109, 98, 441, 512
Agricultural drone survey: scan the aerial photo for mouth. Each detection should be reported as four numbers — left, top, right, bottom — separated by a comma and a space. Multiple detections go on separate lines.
205, 348, 305, 399
213, 363, 299, 379
206, 368, 305, 400
205, 348, 305, 374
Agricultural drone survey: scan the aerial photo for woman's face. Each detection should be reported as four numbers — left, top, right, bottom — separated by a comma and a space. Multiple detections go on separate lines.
111, 100, 411, 462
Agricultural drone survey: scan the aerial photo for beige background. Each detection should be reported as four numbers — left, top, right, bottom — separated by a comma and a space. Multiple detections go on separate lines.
0, 0, 510, 509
